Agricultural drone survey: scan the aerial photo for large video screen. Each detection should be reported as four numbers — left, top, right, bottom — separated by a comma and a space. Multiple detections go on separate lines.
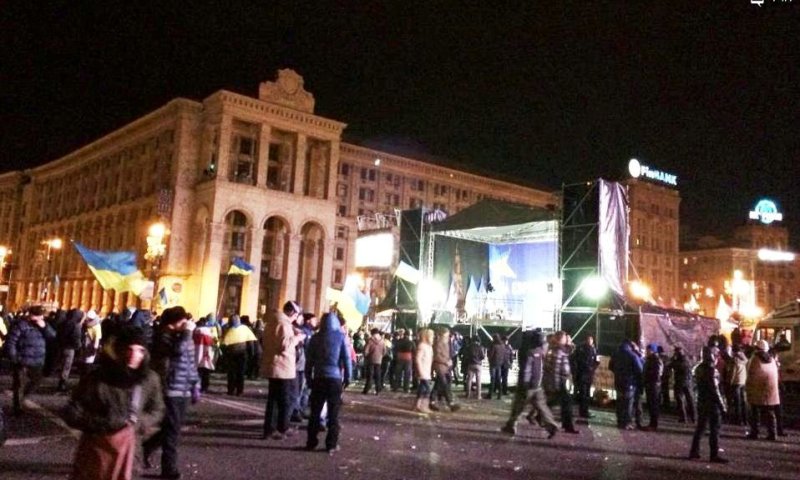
487, 241, 560, 329
355, 232, 395, 268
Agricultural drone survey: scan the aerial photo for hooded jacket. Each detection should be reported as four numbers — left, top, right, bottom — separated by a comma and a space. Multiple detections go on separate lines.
745, 350, 780, 406
609, 342, 643, 390
150, 328, 198, 397
363, 334, 386, 365
57, 309, 84, 350
306, 312, 352, 382
433, 331, 452, 374
727, 351, 748, 387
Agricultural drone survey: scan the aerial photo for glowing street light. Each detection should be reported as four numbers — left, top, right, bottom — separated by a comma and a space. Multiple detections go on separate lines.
630, 280, 652, 302
40, 237, 62, 302
582, 275, 608, 300
145, 222, 169, 309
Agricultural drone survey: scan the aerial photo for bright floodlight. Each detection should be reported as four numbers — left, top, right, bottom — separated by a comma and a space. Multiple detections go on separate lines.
148, 222, 167, 239
630, 280, 651, 301
582, 275, 608, 300
49, 238, 63, 249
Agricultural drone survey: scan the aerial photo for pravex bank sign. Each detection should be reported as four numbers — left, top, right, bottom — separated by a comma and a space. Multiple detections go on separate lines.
749, 199, 783, 225
628, 158, 677, 186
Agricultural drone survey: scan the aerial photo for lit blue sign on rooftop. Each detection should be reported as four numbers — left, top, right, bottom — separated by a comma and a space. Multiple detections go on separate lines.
749, 199, 783, 224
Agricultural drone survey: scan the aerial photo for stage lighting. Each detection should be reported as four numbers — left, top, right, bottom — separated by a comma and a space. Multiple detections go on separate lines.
630, 280, 651, 301
582, 275, 608, 300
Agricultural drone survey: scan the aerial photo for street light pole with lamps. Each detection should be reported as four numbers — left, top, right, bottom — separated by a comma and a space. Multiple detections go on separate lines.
144, 222, 168, 311
41, 238, 62, 304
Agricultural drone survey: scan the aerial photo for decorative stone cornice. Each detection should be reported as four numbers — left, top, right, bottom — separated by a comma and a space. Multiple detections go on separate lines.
258, 69, 315, 113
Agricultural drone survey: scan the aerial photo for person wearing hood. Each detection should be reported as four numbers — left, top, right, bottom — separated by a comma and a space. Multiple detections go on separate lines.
745, 340, 780, 440
304, 309, 352, 454
726, 344, 748, 426
64, 326, 164, 480
502, 329, 558, 438
362, 328, 386, 395
222, 314, 257, 396
430, 327, 460, 412
608, 339, 643, 430
261, 301, 306, 440
689, 346, 728, 463
56, 308, 84, 392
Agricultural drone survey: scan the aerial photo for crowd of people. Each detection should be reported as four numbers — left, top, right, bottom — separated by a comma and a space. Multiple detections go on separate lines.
0, 303, 794, 476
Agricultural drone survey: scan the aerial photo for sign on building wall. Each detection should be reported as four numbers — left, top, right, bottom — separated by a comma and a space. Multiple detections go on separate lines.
628, 158, 677, 186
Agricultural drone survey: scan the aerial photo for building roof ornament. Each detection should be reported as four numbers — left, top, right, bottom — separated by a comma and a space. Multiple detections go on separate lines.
258, 69, 315, 113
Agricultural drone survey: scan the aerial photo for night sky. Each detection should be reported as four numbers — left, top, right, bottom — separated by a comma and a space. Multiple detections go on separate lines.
2, 3, 798, 245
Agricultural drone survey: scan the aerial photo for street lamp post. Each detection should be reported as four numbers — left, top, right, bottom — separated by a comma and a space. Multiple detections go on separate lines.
144, 222, 168, 311
41, 238, 62, 304
0, 245, 9, 311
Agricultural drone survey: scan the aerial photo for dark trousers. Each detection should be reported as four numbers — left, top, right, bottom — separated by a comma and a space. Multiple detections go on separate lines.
247, 350, 261, 380
489, 366, 502, 397
729, 385, 747, 425
633, 387, 644, 427
431, 371, 454, 405
12, 365, 43, 411
748, 405, 777, 438
292, 370, 306, 416
661, 380, 670, 409
59, 348, 76, 385
690, 403, 721, 459
575, 379, 593, 417
548, 384, 575, 430
501, 365, 510, 395
307, 378, 343, 450
382, 357, 393, 388
416, 379, 432, 399
226, 351, 247, 395
506, 387, 558, 432
645, 384, 661, 428
264, 378, 293, 435
615, 385, 635, 428
198, 368, 212, 392
143, 396, 188, 476
363, 363, 382, 394
674, 385, 696, 423
393, 360, 412, 392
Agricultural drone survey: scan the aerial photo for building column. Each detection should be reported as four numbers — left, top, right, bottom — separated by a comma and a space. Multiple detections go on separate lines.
257, 124, 271, 187
293, 134, 307, 195
240, 227, 263, 316
284, 233, 302, 302
327, 140, 340, 201
216, 114, 233, 182
318, 234, 335, 314
198, 221, 225, 316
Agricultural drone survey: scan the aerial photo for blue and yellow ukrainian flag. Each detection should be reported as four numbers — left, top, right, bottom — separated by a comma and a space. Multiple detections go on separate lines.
73, 242, 148, 294
227, 256, 254, 276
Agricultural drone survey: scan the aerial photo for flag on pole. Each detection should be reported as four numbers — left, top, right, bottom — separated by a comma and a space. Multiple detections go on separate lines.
73, 242, 147, 294
227, 257, 254, 276
326, 287, 364, 331
158, 287, 169, 307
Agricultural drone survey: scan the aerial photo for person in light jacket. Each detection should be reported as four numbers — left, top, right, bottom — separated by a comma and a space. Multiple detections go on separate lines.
745, 340, 780, 440
413, 329, 434, 413
261, 301, 305, 440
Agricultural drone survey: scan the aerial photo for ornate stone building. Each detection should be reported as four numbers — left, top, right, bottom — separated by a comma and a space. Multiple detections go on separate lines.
624, 178, 681, 303
0, 70, 557, 318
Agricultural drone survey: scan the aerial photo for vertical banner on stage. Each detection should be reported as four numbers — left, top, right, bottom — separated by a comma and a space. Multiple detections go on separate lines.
598, 180, 629, 297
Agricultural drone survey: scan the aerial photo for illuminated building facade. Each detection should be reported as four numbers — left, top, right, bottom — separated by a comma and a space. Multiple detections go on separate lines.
0, 70, 557, 318
624, 178, 681, 304
680, 223, 800, 316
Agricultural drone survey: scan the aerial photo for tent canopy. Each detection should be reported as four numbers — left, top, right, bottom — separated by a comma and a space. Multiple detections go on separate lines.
432, 199, 558, 244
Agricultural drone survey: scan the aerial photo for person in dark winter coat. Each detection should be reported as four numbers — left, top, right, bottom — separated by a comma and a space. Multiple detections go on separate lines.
668, 346, 695, 423
64, 326, 165, 480
393, 330, 415, 393
142, 306, 199, 480
56, 308, 84, 392
5, 305, 56, 414
643, 343, 664, 430
689, 346, 728, 463
571, 335, 599, 418
463, 336, 485, 399
608, 340, 643, 429
362, 329, 386, 395
305, 310, 352, 454
502, 330, 558, 438
488, 334, 506, 399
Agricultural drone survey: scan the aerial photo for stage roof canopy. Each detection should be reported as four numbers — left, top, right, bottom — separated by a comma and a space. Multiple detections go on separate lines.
431, 199, 559, 244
